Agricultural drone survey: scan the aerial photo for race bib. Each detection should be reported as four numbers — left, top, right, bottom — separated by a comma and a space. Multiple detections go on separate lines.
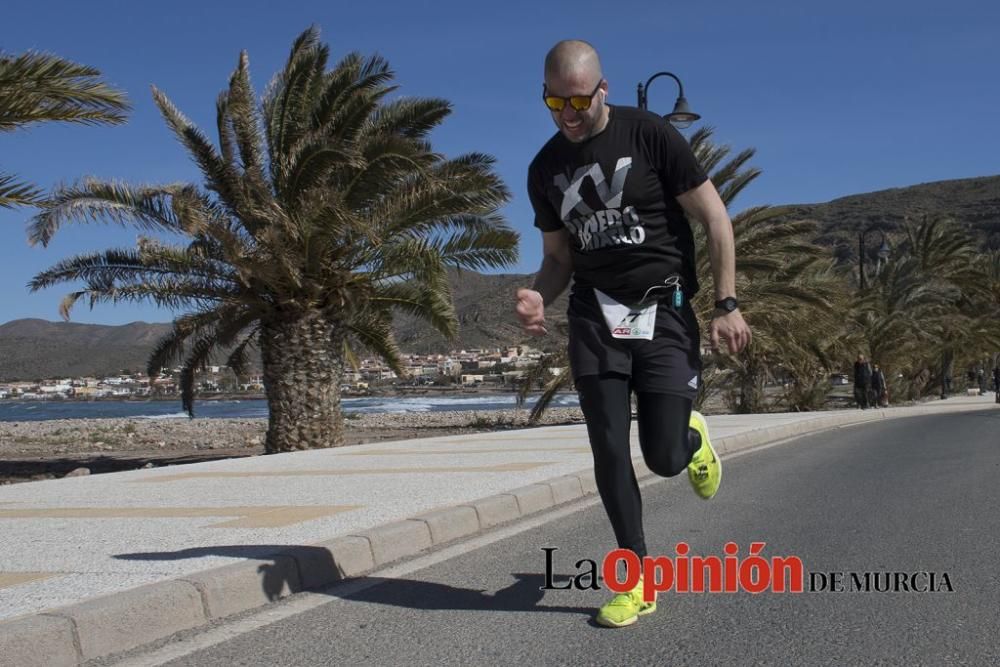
594, 289, 656, 340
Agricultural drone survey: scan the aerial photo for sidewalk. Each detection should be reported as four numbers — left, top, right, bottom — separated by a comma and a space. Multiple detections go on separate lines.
1, 394, 995, 665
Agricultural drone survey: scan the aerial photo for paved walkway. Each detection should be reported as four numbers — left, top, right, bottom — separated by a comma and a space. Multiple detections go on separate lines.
0, 394, 995, 665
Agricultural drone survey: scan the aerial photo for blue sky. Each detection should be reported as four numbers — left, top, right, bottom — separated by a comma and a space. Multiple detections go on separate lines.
2, 0, 997, 325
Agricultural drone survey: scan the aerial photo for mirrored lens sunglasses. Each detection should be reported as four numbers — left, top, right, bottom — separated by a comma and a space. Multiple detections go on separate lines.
542, 81, 603, 112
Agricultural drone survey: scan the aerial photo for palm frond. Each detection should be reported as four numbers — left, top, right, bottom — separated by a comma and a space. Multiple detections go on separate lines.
370, 278, 457, 340
176, 313, 259, 416
528, 367, 573, 422
435, 226, 520, 271
28, 179, 185, 247
151, 87, 248, 221
224, 51, 269, 188
363, 97, 452, 140
28, 244, 241, 293
345, 308, 405, 376
225, 332, 258, 377
263, 26, 328, 178
146, 305, 258, 377
0, 171, 42, 208
0, 50, 129, 130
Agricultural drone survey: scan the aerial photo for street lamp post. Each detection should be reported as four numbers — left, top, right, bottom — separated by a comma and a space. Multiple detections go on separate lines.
637, 71, 700, 128
858, 226, 891, 290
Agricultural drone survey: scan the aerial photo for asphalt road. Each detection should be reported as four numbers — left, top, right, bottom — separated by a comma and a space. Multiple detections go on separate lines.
99, 410, 1000, 667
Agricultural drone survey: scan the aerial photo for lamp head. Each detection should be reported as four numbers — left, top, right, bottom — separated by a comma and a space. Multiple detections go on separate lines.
665, 96, 700, 129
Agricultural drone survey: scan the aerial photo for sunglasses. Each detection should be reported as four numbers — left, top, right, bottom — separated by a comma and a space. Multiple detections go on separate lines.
542, 81, 603, 112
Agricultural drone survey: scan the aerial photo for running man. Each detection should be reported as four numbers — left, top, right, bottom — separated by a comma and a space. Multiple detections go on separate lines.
515, 40, 751, 628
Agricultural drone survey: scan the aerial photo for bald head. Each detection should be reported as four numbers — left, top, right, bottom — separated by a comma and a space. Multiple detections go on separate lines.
544, 40, 603, 83
542, 40, 610, 142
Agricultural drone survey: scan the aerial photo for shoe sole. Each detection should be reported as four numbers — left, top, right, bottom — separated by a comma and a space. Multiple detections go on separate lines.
595, 601, 656, 628
596, 614, 639, 628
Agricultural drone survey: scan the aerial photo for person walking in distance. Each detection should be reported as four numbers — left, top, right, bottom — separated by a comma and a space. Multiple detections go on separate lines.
853, 354, 872, 409
515, 40, 750, 628
871, 362, 887, 407
993, 365, 1000, 404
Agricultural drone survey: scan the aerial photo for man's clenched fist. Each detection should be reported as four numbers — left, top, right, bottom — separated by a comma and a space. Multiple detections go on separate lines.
515, 288, 547, 336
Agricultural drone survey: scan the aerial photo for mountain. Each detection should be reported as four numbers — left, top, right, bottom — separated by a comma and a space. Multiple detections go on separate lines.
0, 276, 568, 381
780, 175, 1000, 262
0, 319, 173, 381
2, 175, 996, 381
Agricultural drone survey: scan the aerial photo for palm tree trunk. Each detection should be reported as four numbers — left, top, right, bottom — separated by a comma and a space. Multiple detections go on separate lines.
737, 350, 765, 414
939, 348, 954, 399
260, 311, 345, 452
738, 375, 763, 414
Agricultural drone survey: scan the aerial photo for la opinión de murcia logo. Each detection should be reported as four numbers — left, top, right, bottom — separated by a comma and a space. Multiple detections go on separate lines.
807, 571, 953, 593
541, 544, 954, 598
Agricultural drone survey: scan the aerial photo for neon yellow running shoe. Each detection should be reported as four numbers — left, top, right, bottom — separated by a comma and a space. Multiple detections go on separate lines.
687, 410, 721, 499
595, 578, 657, 628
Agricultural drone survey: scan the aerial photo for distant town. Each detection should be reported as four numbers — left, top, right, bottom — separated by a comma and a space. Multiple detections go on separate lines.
0, 345, 555, 400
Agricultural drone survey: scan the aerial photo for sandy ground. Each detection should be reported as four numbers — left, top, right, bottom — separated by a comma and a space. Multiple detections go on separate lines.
0, 408, 586, 485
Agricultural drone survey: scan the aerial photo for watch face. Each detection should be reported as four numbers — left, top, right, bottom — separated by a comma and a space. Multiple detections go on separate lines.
717, 297, 738, 312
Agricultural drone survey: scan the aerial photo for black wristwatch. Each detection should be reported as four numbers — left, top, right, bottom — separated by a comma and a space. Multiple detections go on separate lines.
714, 297, 739, 313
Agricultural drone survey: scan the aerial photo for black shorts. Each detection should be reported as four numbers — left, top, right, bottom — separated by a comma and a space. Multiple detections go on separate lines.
567, 287, 702, 400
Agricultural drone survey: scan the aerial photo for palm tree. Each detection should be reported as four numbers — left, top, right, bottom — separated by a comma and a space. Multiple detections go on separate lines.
0, 50, 129, 207
907, 217, 999, 395
766, 261, 853, 411
850, 216, 1000, 400
691, 204, 835, 413
27, 27, 518, 452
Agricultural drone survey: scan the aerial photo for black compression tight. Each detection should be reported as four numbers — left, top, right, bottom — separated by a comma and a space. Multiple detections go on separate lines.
576, 373, 701, 559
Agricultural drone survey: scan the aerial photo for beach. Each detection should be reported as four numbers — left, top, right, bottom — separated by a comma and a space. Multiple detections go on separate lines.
0, 408, 586, 484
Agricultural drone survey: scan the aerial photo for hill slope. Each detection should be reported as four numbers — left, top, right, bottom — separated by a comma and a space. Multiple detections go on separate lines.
782, 174, 1000, 261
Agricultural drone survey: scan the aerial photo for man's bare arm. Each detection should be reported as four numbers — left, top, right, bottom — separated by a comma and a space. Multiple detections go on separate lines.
531, 229, 573, 304
677, 180, 736, 302
677, 179, 751, 354
516, 229, 572, 336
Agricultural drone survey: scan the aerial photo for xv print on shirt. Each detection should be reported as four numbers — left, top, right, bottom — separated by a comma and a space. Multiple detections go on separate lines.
555, 157, 646, 251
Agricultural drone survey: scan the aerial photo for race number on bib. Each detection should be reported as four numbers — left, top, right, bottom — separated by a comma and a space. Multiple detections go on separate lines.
594, 289, 656, 340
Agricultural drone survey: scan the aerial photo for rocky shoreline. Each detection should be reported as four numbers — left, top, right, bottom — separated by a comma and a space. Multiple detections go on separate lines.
0, 408, 586, 484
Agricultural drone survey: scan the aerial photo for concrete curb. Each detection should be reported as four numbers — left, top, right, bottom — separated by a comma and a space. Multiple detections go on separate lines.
0, 401, 993, 666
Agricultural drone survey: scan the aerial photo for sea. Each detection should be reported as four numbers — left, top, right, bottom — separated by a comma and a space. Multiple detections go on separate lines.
0, 393, 580, 422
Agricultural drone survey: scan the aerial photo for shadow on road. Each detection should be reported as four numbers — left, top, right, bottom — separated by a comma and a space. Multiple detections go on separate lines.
115, 544, 594, 617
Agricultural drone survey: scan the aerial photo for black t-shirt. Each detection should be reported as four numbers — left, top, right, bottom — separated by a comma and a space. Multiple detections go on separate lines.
527, 105, 708, 303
